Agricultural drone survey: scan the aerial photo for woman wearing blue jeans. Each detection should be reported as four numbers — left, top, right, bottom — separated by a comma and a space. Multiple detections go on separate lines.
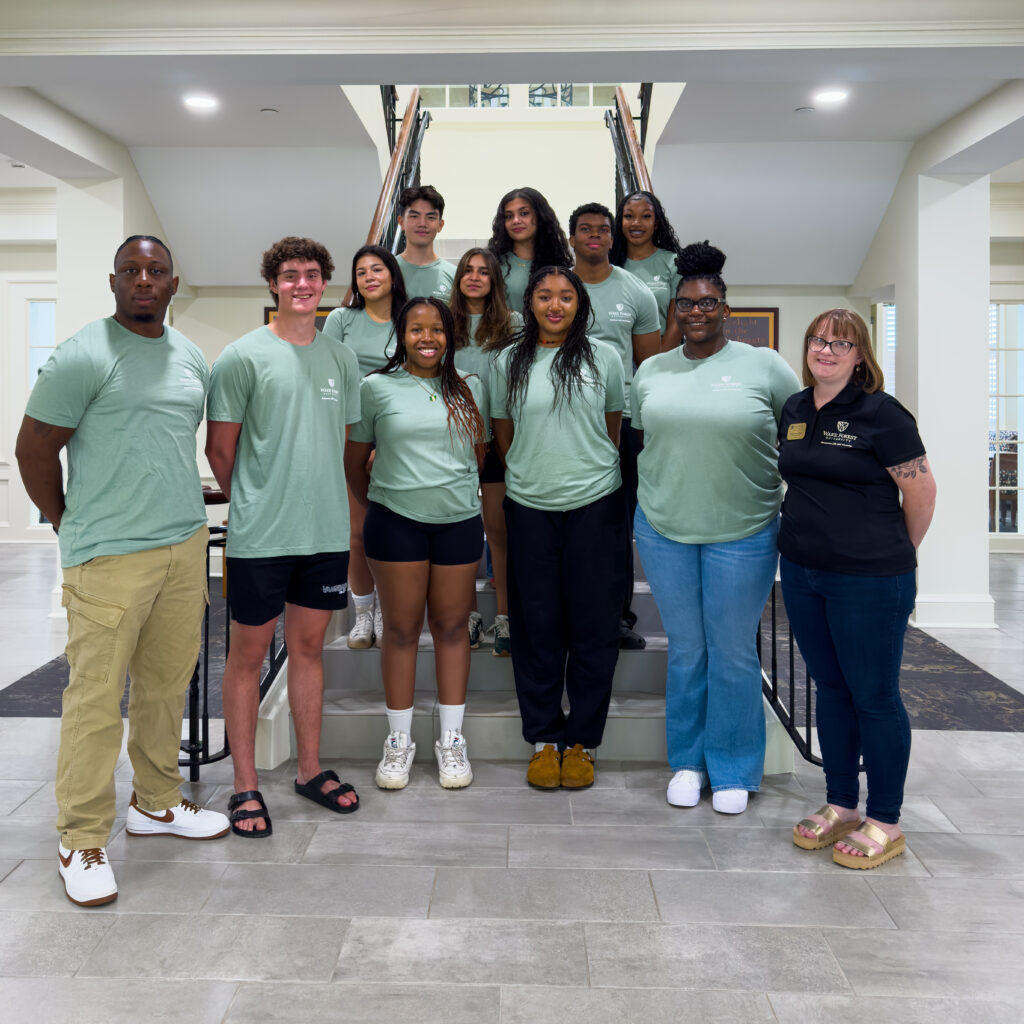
632, 241, 799, 814
780, 309, 935, 868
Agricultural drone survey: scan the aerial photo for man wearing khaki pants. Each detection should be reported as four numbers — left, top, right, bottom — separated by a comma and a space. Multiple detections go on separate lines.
15, 235, 229, 907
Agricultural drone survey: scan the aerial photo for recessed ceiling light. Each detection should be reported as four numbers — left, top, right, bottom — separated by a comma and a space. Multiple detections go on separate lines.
183, 94, 219, 113
813, 89, 848, 105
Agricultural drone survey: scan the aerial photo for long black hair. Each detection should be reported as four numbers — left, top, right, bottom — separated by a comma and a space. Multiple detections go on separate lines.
487, 187, 571, 276
347, 244, 408, 325
675, 240, 727, 298
610, 190, 682, 266
373, 296, 485, 446
504, 267, 598, 414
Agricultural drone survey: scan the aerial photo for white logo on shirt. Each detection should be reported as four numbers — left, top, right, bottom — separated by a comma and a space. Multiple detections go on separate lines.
180, 368, 204, 392
837, 421, 849, 432
320, 378, 340, 402
616, 303, 624, 311
722, 376, 732, 382
652, 275, 661, 282
328, 378, 336, 388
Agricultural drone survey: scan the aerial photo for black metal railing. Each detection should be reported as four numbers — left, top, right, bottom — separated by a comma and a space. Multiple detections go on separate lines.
605, 84, 653, 208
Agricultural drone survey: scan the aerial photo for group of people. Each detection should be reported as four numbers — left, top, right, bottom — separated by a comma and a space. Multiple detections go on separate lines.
15, 182, 936, 907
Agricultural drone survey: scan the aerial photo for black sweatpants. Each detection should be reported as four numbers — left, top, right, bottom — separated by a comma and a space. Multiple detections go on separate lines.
619, 417, 642, 626
504, 487, 627, 749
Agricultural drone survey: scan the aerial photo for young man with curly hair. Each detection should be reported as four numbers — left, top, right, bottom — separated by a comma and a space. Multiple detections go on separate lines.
207, 237, 362, 836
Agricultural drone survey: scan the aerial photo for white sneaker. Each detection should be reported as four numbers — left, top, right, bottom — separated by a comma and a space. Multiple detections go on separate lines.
348, 603, 374, 649
491, 614, 511, 658
373, 602, 384, 649
126, 791, 230, 839
468, 611, 484, 649
666, 769, 707, 807
434, 730, 473, 789
712, 788, 749, 814
376, 731, 416, 789
58, 843, 117, 906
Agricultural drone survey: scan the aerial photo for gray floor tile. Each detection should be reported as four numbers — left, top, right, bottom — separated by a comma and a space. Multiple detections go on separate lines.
202, 863, 435, 917
0, 860, 17, 882
0, 780, 46, 815
106, 821, 316, 863
0, 858, 227, 913
500, 986, 776, 1023
0, 977, 238, 1023
226, 982, 499, 1023
868, 876, 1024, 931
349, 789, 573, 825
908, 832, 1024, 877
826, 928, 1024, 1000
0, 818, 64, 860
651, 869, 894, 928
0, 752, 62, 782
303, 822, 509, 866
568, 787, 755, 827
508, 824, 715, 870
944, 731, 1024, 771
430, 867, 658, 921
931, 795, 1024, 833
333, 919, 588, 986
0, 911, 114, 977
11, 777, 221, 819
768, 993, 1024, 1024
957, 768, 1024, 798
584, 922, 849, 992
702, 827, 931, 876
77, 913, 349, 981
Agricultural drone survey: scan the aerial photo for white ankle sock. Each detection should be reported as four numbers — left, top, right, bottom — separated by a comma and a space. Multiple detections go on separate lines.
386, 706, 413, 737
353, 590, 375, 613
438, 703, 465, 738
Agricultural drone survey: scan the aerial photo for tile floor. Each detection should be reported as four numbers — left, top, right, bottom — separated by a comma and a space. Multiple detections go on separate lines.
1, 545, 1023, 1022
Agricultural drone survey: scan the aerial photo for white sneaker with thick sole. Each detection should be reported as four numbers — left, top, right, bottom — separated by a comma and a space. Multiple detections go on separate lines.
712, 788, 749, 814
126, 791, 230, 839
376, 730, 416, 789
666, 769, 707, 807
58, 843, 117, 906
434, 730, 473, 789
468, 611, 484, 649
373, 603, 384, 649
348, 604, 374, 649
491, 614, 511, 657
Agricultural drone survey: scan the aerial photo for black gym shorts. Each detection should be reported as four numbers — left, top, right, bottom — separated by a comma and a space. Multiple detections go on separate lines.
363, 501, 484, 565
227, 551, 350, 626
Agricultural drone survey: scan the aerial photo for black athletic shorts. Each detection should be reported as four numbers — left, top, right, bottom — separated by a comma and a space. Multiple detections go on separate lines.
479, 442, 506, 485
227, 551, 350, 626
363, 501, 484, 565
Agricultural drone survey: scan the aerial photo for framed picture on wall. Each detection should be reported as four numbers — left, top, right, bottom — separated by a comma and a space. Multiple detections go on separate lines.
264, 307, 336, 330
727, 307, 779, 350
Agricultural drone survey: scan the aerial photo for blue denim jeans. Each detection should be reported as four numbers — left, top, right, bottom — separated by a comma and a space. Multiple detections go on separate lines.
635, 507, 779, 792
779, 557, 916, 825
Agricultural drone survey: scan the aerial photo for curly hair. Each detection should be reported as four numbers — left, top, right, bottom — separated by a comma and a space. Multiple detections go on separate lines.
674, 240, 727, 298
260, 237, 334, 306
348, 245, 408, 328
487, 187, 571, 277
449, 248, 518, 355
609, 191, 681, 266
372, 297, 486, 446
504, 267, 597, 415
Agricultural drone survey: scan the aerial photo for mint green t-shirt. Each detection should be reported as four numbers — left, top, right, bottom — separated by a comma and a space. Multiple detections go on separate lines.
25, 317, 209, 568
500, 253, 532, 314
489, 339, 625, 511
623, 249, 680, 335
396, 256, 456, 302
632, 341, 800, 544
207, 327, 361, 558
351, 369, 487, 524
453, 311, 523, 389
580, 266, 661, 417
321, 306, 396, 377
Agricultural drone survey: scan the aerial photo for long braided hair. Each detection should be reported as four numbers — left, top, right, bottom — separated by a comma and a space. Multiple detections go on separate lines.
373, 297, 486, 446
504, 267, 597, 414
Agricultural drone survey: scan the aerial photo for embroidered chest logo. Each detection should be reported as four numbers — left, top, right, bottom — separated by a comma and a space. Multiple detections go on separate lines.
821, 419, 859, 447
711, 375, 742, 392
837, 421, 849, 432
180, 368, 204, 393
320, 377, 340, 403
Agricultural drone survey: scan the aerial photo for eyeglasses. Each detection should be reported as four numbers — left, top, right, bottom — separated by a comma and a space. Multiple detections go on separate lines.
807, 336, 856, 355
674, 296, 725, 313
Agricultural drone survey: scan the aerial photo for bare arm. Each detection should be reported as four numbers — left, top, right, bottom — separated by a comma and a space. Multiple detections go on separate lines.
492, 418, 514, 468
631, 330, 661, 366
605, 410, 622, 448
205, 420, 243, 501
661, 315, 682, 352
15, 416, 75, 532
344, 440, 375, 506
887, 455, 937, 549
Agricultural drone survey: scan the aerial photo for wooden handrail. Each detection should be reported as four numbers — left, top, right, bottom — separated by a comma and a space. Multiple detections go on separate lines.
340, 87, 422, 308
615, 85, 653, 194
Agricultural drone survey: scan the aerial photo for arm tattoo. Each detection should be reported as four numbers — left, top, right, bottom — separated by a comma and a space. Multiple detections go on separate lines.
888, 456, 928, 480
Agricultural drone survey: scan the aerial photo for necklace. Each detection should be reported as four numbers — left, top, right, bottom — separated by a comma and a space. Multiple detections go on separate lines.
408, 371, 441, 402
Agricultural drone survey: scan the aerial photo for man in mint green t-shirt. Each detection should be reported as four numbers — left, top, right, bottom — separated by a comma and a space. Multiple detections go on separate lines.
16, 236, 229, 908
395, 184, 456, 301
207, 237, 361, 836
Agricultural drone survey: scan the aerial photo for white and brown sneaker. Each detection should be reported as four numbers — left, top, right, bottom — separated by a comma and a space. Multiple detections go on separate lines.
58, 843, 117, 906
125, 791, 230, 840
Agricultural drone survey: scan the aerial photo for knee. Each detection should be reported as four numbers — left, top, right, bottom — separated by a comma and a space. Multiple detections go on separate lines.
428, 616, 466, 647
384, 620, 421, 649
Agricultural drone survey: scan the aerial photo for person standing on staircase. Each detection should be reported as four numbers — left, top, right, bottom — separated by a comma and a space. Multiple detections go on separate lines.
395, 185, 456, 301
206, 237, 361, 836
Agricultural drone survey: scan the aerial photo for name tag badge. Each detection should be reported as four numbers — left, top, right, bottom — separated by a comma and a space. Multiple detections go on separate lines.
787, 423, 807, 440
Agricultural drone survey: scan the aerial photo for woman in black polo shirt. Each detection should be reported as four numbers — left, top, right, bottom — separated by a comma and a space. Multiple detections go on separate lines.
779, 309, 936, 870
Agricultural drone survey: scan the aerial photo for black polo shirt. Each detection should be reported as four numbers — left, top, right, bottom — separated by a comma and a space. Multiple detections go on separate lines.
777, 383, 925, 576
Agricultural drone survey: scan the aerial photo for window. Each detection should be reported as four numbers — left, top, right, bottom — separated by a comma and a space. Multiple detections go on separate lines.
28, 299, 56, 384
879, 302, 896, 395
419, 85, 509, 109
527, 83, 617, 108
989, 303, 1024, 534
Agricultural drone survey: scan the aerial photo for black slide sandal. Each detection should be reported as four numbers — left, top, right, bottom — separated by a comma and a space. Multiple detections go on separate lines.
228, 789, 273, 837
294, 769, 360, 814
